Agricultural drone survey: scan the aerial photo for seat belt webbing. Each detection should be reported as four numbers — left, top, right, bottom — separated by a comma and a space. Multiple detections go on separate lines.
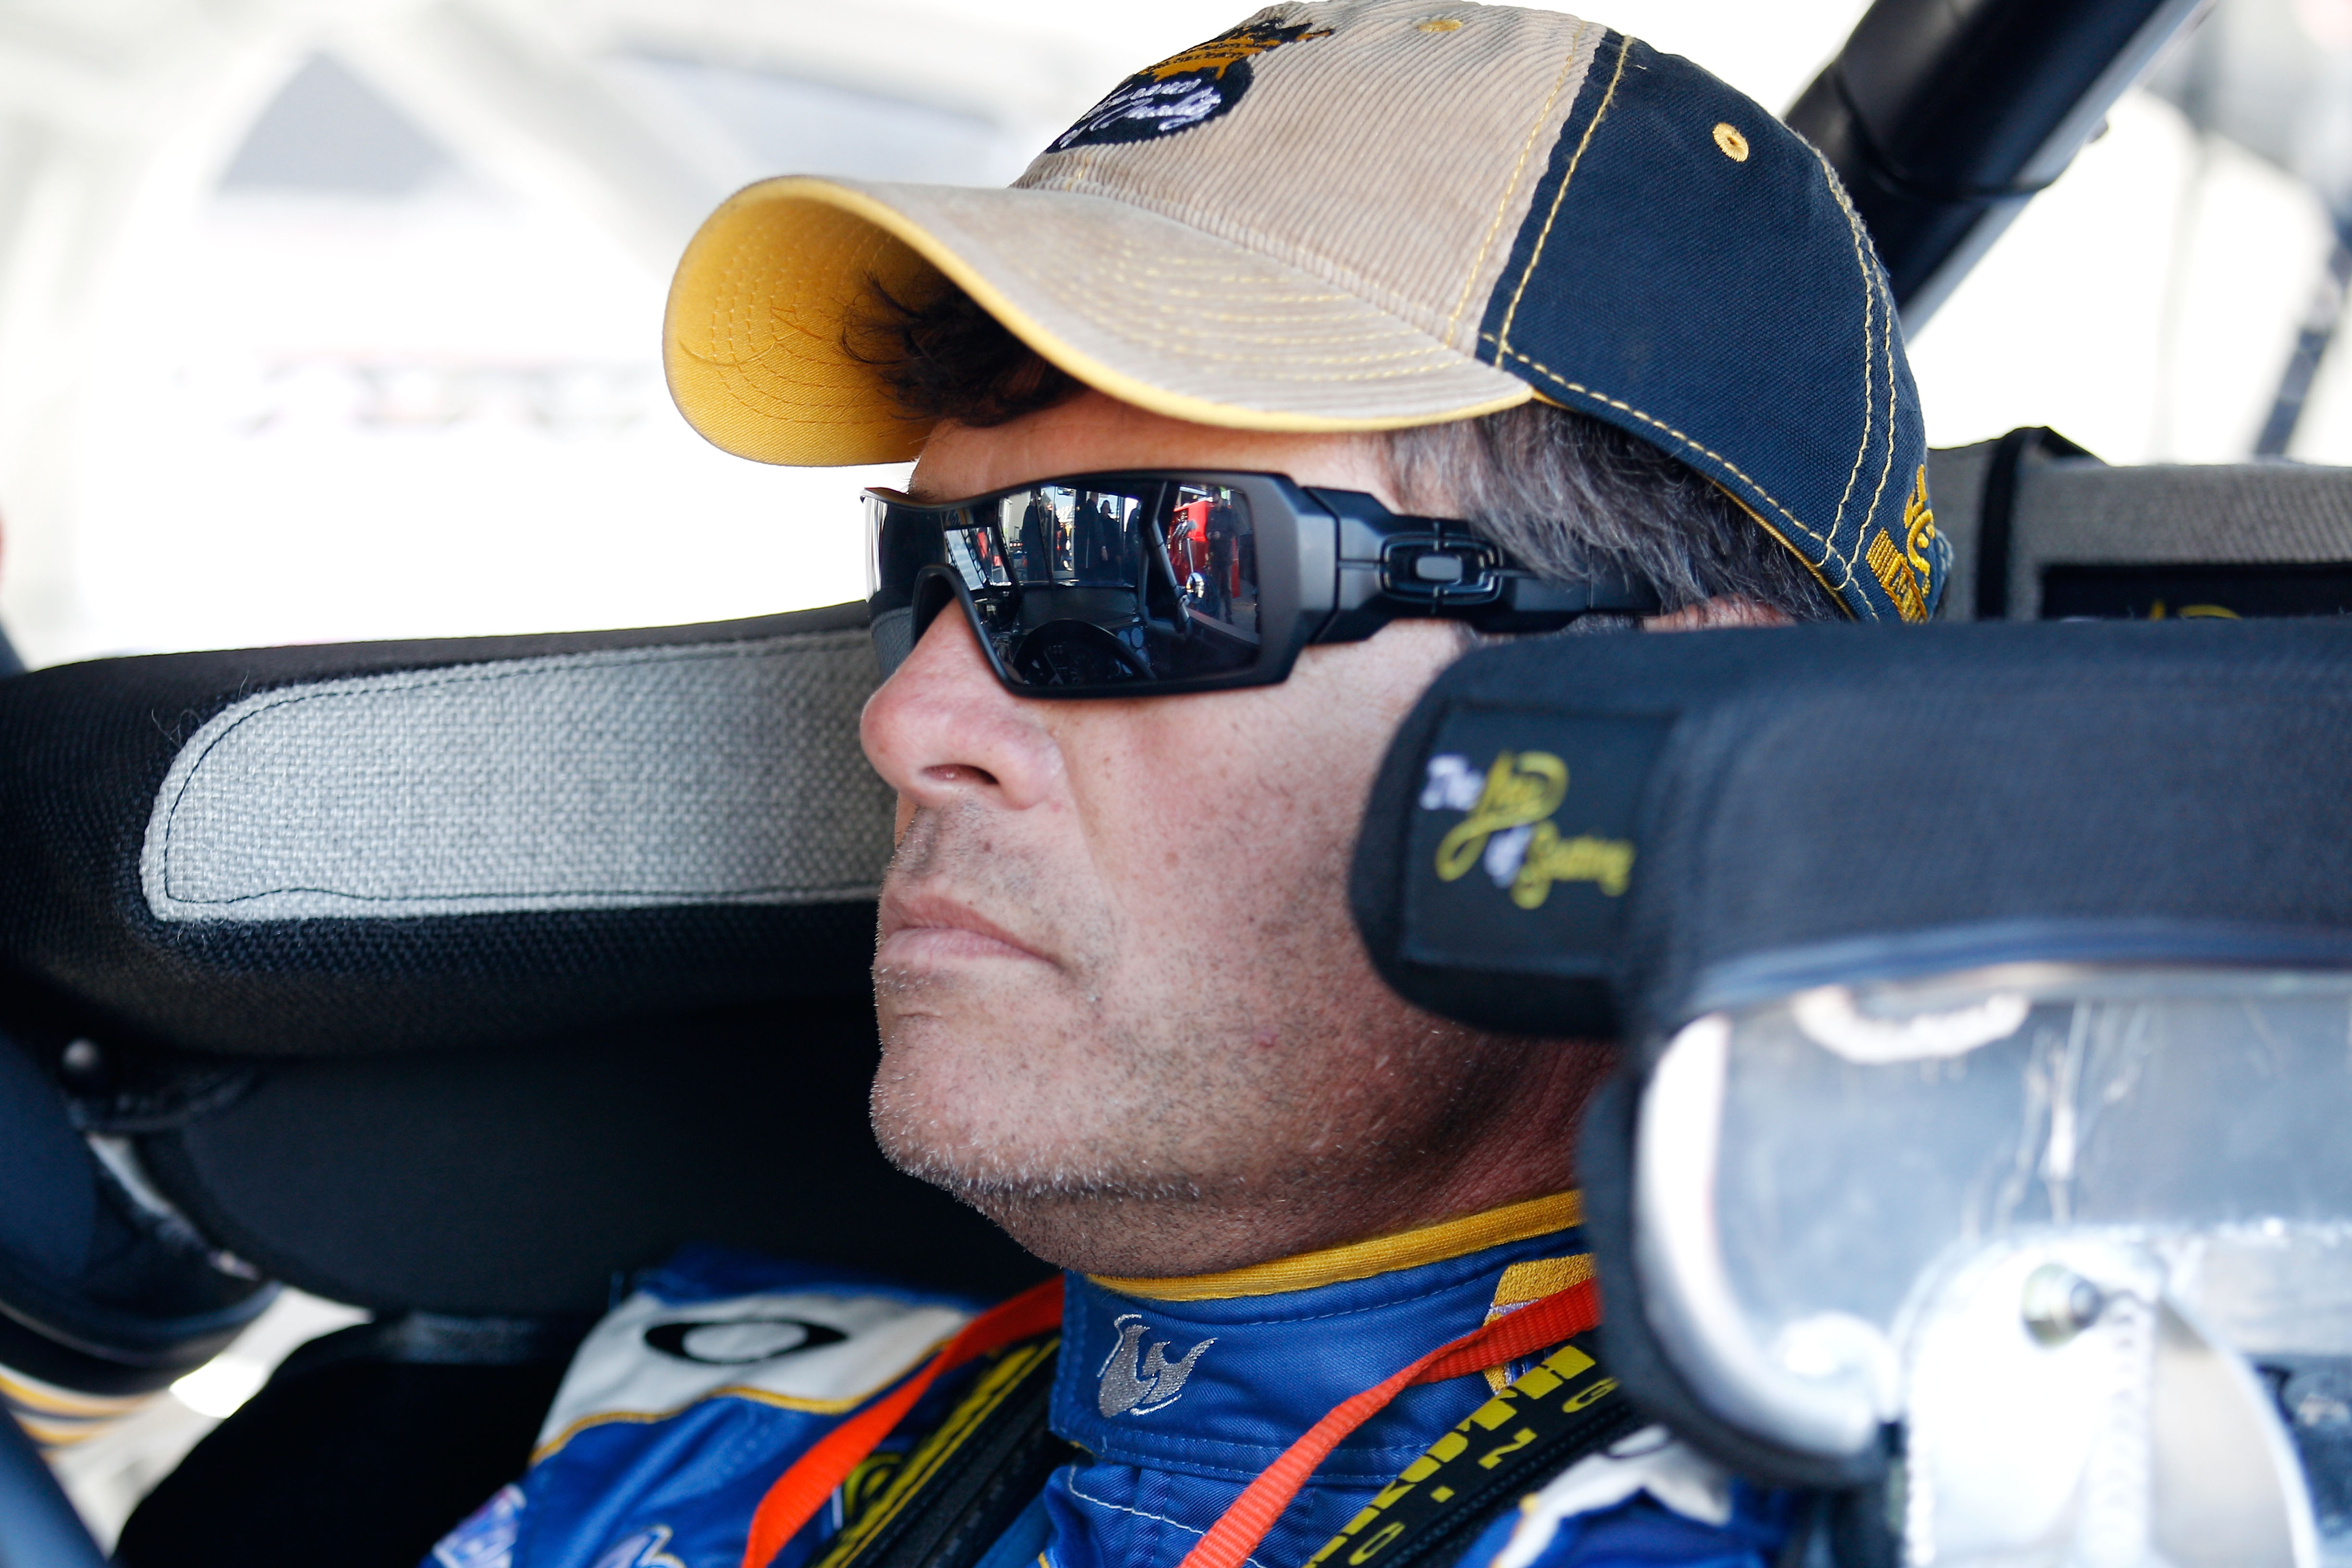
742, 1277, 1066, 1568
1178, 1279, 1604, 1568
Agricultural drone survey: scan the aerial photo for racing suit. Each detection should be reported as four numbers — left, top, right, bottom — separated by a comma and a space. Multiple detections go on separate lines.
425, 1195, 1786, 1568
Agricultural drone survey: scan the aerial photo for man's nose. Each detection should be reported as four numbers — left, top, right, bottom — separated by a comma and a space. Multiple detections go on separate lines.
860, 608, 1064, 815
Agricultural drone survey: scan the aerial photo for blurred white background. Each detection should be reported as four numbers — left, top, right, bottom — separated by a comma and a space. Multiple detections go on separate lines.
0, 0, 2348, 670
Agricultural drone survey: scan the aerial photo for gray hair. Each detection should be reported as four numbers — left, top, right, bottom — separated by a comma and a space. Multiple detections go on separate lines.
1381, 402, 1842, 624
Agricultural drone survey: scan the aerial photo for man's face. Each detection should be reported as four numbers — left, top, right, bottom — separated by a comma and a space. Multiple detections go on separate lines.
860, 392, 1570, 1274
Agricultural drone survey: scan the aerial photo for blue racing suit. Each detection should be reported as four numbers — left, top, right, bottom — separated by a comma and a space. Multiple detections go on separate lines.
425, 1196, 1786, 1568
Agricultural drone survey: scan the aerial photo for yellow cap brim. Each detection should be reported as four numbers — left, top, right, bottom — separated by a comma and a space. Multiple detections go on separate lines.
663, 176, 1533, 467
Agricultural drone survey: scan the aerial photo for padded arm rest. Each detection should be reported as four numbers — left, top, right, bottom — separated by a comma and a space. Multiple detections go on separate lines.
0, 605, 894, 1055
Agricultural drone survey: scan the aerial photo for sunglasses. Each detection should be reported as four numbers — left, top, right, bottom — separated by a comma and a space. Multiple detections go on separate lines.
864, 470, 1659, 697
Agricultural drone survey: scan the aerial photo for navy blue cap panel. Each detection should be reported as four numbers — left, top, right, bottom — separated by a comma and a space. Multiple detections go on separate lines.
1476, 34, 1945, 623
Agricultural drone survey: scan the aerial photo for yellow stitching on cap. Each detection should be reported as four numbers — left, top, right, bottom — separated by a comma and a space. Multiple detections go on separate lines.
1480, 334, 1864, 601
1003, 247, 1487, 375
1020, 263, 1422, 323
1813, 143, 1904, 600
1445, 17, 1592, 344
1496, 30, 1630, 355
1032, 172, 1514, 349
1823, 154, 1874, 539
1860, 250, 1901, 564
1025, 163, 1509, 343
1843, 164, 1901, 565
668, 178, 1539, 454
1711, 482, 1855, 619
1712, 123, 1749, 161
1004, 301, 1478, 372
988, 233, 1371, 302
1046, 306, 1440, 348
1031, 277, 1444, 334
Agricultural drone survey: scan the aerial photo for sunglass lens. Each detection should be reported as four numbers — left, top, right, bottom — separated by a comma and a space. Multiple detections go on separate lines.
911, 480, 1261, 690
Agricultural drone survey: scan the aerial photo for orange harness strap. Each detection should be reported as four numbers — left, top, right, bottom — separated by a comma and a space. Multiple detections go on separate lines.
740, 1274, 1599, 1568
739, 1276, 1066, 1568
1176, 1280, 1604, 1568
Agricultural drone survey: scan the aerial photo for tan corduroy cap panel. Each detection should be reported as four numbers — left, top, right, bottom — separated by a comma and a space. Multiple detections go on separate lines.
1016, 1, 1605, 358
665, 176, 1531, 466
662, 2, 1598, 466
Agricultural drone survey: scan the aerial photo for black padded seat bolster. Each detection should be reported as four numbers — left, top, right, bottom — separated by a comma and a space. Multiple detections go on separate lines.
1925, 441, 2352, 620
131, 997, 1048, 1315
0, 604, 894, 1056
1352, 618, 2352, 1047
116, 1317, 584, 1568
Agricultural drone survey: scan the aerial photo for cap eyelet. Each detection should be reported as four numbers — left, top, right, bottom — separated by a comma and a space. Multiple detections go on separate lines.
1415, 17, 1465, 32
1713, 122, 1750, 162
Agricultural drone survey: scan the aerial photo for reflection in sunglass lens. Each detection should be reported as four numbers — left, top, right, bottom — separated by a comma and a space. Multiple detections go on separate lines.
905, 480, 1260, 689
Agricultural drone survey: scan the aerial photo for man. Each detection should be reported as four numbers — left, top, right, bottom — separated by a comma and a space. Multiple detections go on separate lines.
1012, 490, 1049, 582
1200, 494, 1238, 621
428, 6, 1943, 1568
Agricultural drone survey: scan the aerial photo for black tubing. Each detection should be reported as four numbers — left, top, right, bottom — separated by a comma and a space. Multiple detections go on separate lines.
1786, 0, 2211, 323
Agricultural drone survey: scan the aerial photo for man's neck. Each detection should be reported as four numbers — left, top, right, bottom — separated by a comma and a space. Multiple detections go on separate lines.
965, 1041, 1618, 1277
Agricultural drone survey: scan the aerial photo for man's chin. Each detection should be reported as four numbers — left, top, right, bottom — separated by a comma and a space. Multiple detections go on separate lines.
877, 1154, 1236, 1275
865, 1081, 1384, 1275
868, 1082, 1176, 1201
871, 1131, 1367, 1276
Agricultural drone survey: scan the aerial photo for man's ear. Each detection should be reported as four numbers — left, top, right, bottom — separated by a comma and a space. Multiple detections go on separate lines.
1642, 596, 1794, 632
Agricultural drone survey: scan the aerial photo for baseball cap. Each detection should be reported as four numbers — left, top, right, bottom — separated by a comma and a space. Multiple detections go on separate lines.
663, 1, 1947, 624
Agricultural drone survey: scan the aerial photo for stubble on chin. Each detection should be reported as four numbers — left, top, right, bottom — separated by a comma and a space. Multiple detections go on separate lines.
869, 802, 1129, 1195
865, 822, 1516, 1273
869, 799, 1288, 1273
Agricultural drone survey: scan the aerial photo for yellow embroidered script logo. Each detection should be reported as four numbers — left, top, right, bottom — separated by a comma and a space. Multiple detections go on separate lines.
1432, 751, 1635, 909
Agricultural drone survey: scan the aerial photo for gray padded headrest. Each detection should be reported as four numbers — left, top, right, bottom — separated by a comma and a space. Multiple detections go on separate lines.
140, 632, 891, 924
0, 604, 893, 1055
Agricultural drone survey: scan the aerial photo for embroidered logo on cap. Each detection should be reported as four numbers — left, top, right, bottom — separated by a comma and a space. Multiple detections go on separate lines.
1098, 1312, 1216, 1416
1865, 466, 1941, 624
1050, 20, 1332, 152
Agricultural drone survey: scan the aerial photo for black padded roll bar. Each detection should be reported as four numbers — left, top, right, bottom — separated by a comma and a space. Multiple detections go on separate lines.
1785, 0, 2211, 325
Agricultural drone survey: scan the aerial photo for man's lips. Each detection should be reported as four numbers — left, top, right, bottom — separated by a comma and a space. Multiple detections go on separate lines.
877, 891, 1053, 967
